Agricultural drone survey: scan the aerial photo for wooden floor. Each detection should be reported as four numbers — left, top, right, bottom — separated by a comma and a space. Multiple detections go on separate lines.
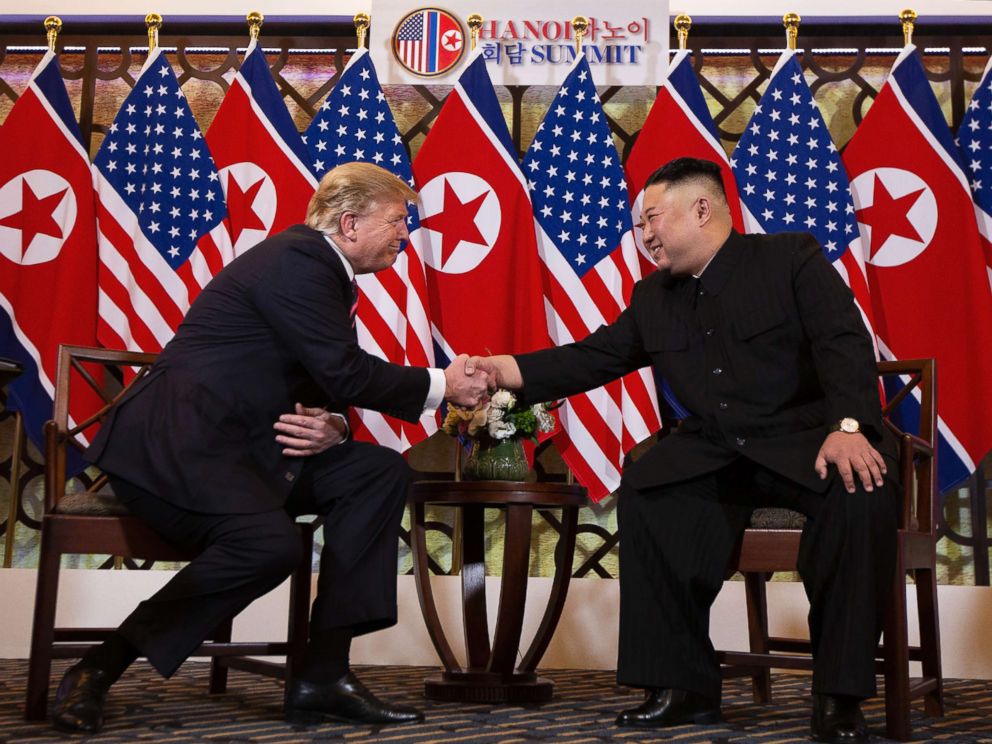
1, 660, 990, 743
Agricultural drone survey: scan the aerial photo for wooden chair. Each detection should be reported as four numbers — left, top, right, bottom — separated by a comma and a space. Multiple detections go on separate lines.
720, 358, 942, 741
25, 344, 315, 720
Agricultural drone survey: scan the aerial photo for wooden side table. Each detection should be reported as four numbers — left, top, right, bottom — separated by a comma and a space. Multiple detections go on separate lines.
1, 358, 25, 568
409, 480, 587, 703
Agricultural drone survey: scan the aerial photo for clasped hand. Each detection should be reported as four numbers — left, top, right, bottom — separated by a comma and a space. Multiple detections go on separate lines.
444, 354, 491, 407
274, 402, 348, 456
814, 431, 887, 494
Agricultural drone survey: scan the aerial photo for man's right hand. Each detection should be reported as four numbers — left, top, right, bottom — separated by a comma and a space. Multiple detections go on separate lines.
464, 355, 523, 390
444, 354, 490, 407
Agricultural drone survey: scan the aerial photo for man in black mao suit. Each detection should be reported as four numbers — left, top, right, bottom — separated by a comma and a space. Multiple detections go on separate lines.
52, 162, 490, 733
468, 158, 899, 744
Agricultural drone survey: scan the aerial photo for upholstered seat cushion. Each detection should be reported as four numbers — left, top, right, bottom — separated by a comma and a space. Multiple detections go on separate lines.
55, 485, 129, 516
748, 507, 806, 529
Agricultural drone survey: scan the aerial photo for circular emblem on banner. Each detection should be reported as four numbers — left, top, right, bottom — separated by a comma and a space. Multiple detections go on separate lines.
419, 172, 500, 273
392, 7, 466, 78
0, 169, 76, 266
217, 162, 276, 257
849, 167, 937, 268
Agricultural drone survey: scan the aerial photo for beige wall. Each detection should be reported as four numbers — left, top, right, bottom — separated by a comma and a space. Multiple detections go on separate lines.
2, 569, 990, 679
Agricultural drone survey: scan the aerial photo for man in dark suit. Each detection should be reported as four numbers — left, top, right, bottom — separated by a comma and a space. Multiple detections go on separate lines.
52, 162, 490, 733
467, 158, 899, 744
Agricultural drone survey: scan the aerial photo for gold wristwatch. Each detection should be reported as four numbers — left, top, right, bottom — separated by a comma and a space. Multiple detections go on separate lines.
829, 417, 861, 434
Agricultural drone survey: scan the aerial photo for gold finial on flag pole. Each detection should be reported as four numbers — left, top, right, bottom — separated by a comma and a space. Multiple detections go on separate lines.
44, 16, 62, 52
354, 12, 370, 49
146, 13, 162, 52
783, 13, 801, 51
467, 13, 483, 51
674, 15, 692, 50
572, 16, 589, 56
900, 8, 917, 45
247, 11, 263, 42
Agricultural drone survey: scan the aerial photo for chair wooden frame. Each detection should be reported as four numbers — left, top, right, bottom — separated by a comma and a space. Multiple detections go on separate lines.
25, 345, 315, 720
721, 358, 942, 741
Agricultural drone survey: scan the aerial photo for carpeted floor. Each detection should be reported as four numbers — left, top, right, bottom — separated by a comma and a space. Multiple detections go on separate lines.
1, 660, 990, 743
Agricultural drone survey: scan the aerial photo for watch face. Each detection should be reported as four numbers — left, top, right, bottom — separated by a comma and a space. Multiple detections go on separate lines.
840, 418, 860, 433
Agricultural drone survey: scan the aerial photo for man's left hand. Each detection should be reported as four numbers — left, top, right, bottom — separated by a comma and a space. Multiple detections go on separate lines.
274, 403, 348, 456
814, 431, 887, 494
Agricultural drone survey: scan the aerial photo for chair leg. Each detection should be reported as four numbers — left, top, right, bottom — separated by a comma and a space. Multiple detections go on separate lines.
744, 572, 772, 704
208, 618, 233, 694
914, 565, 944, 717
286, 526, 315, 684
25, 533, 61, 720
883, 562, 911, 741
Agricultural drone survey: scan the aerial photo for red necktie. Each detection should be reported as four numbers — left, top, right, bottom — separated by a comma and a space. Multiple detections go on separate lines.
350, 278, 359, 328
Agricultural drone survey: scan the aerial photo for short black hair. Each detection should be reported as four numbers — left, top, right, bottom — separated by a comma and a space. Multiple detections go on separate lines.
643, 157, 727, 199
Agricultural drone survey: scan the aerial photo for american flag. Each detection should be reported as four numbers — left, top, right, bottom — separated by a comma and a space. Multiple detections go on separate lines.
304, 47, 436, 451
94, 48, 226, 353
958, 54, 992, 284
731, 50, 877, 343
524, 56, 661, 501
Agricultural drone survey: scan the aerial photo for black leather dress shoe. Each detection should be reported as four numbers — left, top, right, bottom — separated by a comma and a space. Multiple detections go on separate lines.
52, 664, 112, 734
810, 694, 870, 743
615, 688, 721, 727
285, 672, 424, 725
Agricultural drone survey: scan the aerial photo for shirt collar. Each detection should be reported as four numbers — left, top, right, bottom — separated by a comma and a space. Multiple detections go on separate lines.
322, 234, 355, 281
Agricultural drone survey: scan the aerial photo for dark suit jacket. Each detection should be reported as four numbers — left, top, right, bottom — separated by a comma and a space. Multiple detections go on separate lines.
87, 224, 430, 513
516, 230, 896, 493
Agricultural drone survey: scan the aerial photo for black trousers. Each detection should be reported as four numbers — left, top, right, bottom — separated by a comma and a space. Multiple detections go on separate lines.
109, 440, 411, 677
616, 457, 899, 702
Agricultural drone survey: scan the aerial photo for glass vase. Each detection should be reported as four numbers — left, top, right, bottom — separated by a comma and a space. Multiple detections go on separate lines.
462, 438, 530, 481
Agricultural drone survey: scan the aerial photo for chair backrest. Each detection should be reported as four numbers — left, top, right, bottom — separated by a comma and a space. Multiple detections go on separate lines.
876, 358, 937, 534
44, 344, 158, 514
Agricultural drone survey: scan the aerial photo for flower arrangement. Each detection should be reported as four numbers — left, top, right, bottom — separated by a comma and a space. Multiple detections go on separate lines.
442, 389, 557, 443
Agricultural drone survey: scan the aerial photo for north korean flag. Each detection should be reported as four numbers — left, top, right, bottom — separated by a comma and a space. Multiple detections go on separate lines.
843, 45, 992, 489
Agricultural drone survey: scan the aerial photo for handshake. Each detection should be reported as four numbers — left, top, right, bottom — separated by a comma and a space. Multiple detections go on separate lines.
441, 354, 522, 408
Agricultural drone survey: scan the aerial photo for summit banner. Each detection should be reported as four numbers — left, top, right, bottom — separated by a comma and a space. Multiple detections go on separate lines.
370, 0, 669, 86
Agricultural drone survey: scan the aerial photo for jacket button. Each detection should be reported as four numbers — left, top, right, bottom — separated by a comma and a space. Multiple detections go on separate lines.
705, 328, 715, 336
736, 437, 747, 446
712, 367, 723, 375
285, 472, 295, 482
719, 402, 729, 410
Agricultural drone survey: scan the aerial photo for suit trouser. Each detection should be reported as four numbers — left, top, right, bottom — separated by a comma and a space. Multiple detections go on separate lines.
616, 457, 899, 702
108, 440, 411, 677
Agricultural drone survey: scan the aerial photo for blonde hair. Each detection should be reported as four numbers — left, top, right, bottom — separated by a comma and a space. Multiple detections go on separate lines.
305, 162, 417, 235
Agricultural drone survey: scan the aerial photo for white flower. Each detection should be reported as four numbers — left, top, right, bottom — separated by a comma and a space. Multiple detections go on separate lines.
488, 420, 517, 440
487, 405, 504, 423
490, 390, 516, 410
535, 406, 556, 433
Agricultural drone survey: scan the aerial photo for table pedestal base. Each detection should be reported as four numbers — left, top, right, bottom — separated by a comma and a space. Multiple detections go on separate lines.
424, 672, 554, 703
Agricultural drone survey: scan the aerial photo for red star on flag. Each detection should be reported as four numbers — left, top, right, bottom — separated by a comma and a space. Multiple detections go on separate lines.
0, 178, 67, 254
420, 178, 488, 265
225, 174, 266, 244
856, 174, 926, 257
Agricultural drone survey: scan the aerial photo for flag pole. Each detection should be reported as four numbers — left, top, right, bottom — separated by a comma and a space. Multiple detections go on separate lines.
467, 13, 482, 51
784, 12, 800, 51
146, 13, 162, 53
247, 10, 263, 42
674, 14, 691, 50
900, 8, 917, 45
572, 16, 588, 57
44, 16, 62, 52
354, 12, 369, 50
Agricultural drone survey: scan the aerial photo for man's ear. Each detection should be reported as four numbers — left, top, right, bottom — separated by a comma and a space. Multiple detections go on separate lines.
695, 195, 713, 226
338, 211, 359, 241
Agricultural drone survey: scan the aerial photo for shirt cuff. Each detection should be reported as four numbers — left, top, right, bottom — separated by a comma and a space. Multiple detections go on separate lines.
424, 368, 446, 413
327, 412, 350, 441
